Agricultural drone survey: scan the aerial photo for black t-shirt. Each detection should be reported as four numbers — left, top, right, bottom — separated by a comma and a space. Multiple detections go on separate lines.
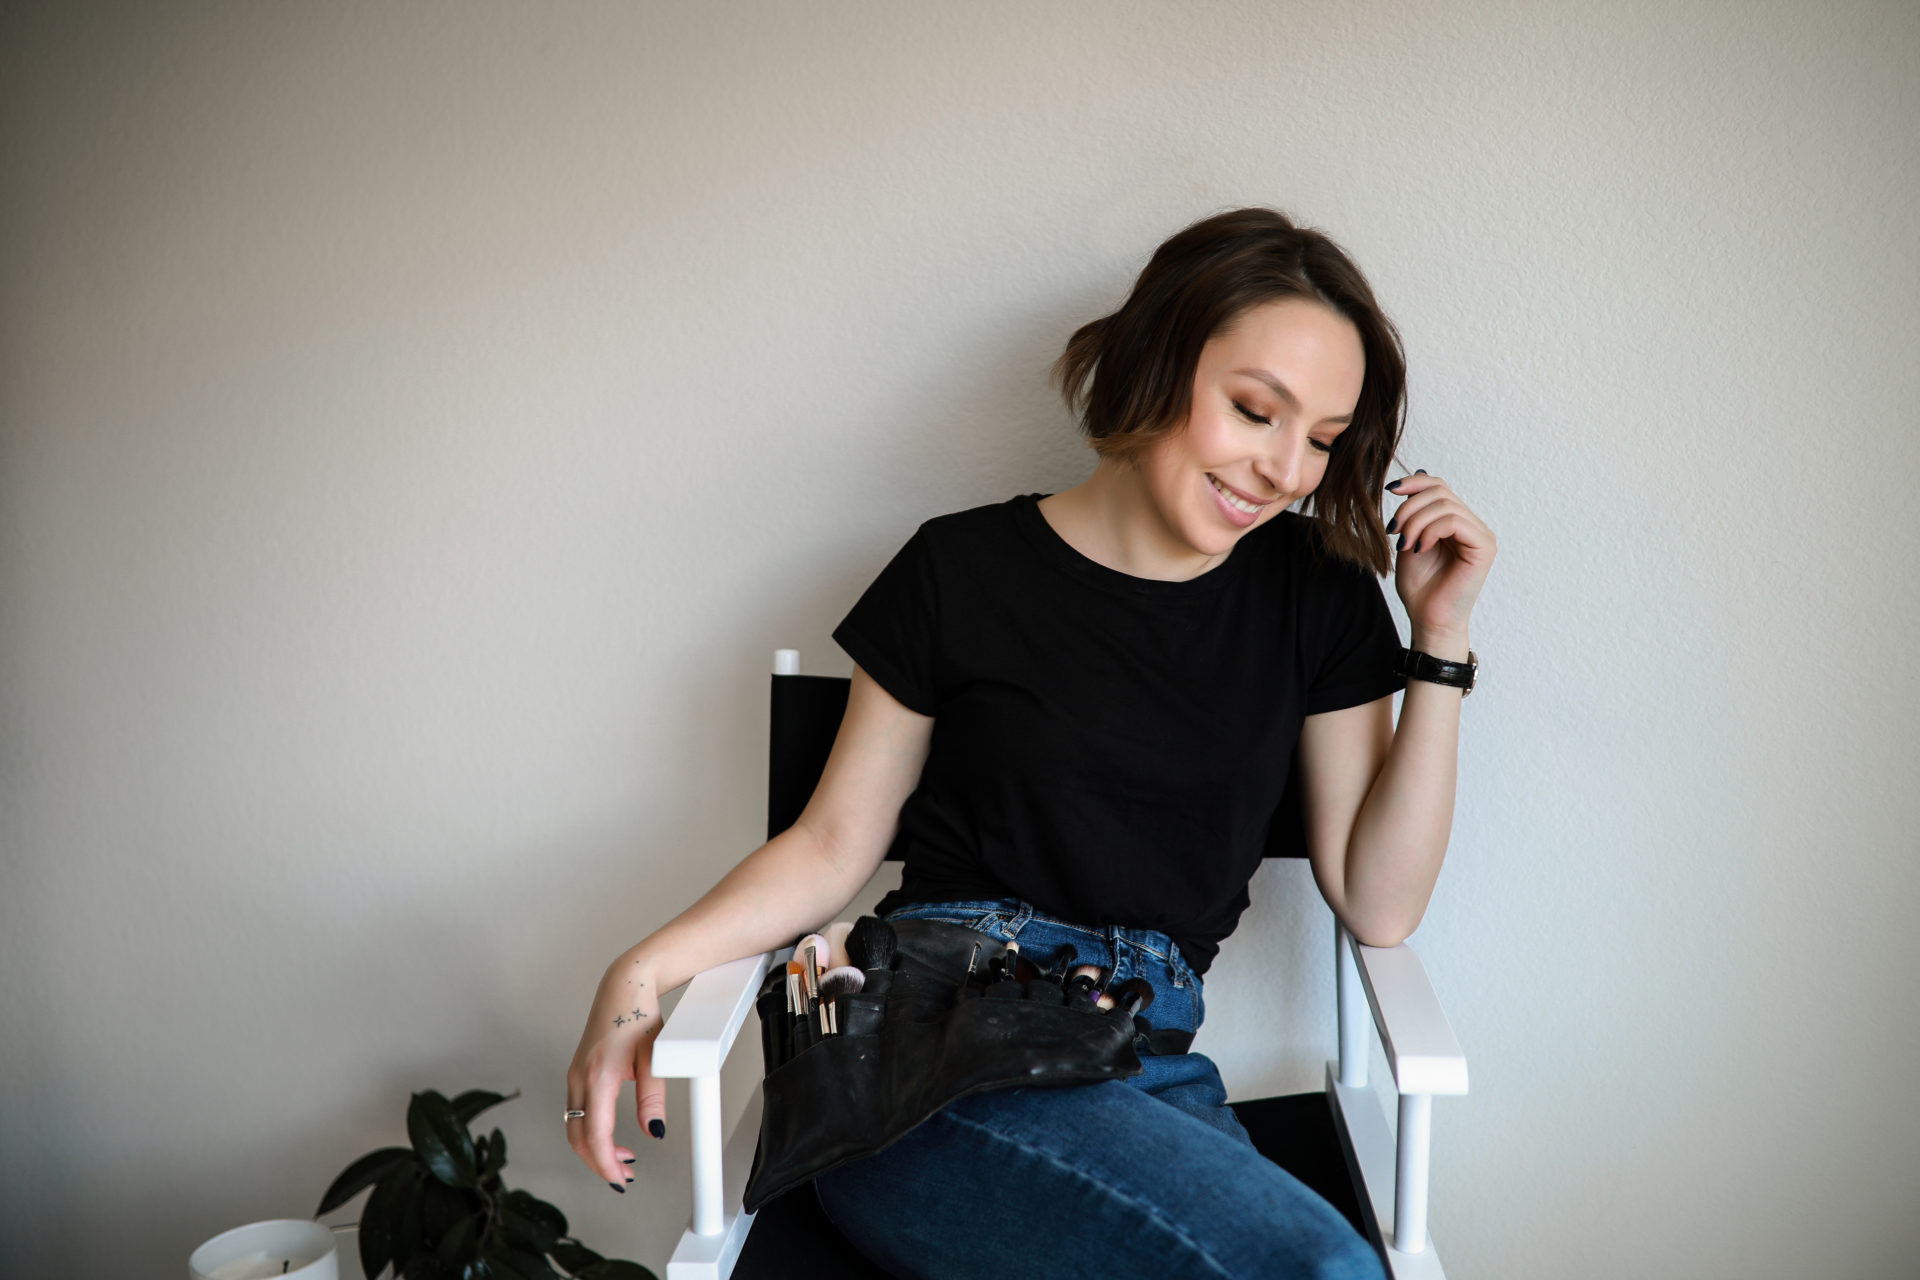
832, 492, 1405, 977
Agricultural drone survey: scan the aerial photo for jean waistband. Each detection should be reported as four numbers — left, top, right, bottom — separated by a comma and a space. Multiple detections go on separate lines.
882, 897, 1199, 986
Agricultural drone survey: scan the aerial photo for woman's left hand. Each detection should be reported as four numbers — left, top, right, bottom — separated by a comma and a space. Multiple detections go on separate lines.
1386, 471, 1496, 646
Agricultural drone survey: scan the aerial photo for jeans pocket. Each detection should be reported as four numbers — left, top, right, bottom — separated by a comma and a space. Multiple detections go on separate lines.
1167, 950, 1205, 1030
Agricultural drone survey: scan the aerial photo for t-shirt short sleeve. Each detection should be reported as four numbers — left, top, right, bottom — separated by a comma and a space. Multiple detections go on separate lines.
1304, 558, 1407, 716
831, 526, 941, 716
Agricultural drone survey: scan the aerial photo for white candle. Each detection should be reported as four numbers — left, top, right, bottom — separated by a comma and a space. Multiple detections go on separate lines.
189, 1220, 338, 1280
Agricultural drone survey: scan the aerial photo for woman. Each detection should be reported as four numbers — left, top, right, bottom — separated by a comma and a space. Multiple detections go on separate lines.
566, 207, 1495, 1279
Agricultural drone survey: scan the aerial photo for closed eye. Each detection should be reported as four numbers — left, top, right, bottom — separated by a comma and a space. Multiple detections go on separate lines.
1233, 401, 1335, 454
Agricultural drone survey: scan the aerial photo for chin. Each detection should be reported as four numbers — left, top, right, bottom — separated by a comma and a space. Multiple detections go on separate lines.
1183, 514, 1244, 556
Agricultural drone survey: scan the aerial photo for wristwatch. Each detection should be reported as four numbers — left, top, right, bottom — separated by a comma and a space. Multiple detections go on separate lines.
1396, 646, 1477, 696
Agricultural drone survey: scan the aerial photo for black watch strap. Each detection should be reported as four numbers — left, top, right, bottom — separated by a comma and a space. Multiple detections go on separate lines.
1396, 646, 1477, 696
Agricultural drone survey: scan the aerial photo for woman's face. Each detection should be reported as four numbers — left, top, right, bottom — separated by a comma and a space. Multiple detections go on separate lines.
1134, 296, 1365, 560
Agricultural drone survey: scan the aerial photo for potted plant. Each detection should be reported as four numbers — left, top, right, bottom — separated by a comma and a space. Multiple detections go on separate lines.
317, 1087, 655, 1280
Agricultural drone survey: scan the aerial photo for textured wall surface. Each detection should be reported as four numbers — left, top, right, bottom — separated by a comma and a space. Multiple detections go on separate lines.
4, 1, 1917, 1275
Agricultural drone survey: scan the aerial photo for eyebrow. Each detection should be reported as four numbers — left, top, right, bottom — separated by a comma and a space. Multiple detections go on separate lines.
1229, 368, 1355, 425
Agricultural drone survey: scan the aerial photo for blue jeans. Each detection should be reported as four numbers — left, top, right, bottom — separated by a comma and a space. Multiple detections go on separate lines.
812, 898, 1384, 1280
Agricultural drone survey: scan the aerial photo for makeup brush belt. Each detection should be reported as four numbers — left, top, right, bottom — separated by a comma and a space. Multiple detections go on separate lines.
742, 916, 1150, 1212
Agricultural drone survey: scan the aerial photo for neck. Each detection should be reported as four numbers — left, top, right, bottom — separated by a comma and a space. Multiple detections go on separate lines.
1041, 456, 1228, 582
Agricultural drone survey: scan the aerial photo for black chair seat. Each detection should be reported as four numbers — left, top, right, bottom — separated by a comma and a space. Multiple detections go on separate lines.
731, 1090, 1364, 1279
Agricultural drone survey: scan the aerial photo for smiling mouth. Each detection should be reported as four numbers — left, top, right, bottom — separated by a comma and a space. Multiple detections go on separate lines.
1207, 474, 1269, 515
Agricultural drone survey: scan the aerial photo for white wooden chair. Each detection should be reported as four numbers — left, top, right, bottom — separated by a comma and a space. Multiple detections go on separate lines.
654, 650, 1468, 1279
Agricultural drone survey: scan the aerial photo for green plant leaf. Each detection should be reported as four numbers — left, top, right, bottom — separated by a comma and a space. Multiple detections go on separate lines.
434, 1213, 484, 1263
483, 1245, 557, 1280
421, 1177, 477, 1245
393, 1163, 429, 1275
503, 1189, 567, 1243
408, 1090, 478, 1188
480, 1254, 525, 1280
478, 1127, 507, 1177
459, 1262, 493, 1280
360, 1163, 422, 1278
400, 1253, 452, 1280
450, 1088, 519, 1126
574, 1262, 658, 1280
546, 1240, 601, 1274
316, 1146, 419, 1217
496, 1207, 554, 1257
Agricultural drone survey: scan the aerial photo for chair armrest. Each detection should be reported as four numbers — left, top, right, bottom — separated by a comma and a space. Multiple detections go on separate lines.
1351, 938, 1468, 1097
652, 952, 774, 1079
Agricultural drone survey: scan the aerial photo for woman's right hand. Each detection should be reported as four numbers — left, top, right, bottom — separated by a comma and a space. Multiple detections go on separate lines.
564, 951, 667, 1192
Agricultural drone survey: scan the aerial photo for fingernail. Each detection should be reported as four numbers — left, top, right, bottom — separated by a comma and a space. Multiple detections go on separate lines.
609, 1182, 625, 1194
625, 1176, 635, 1183
1385, 479, 1401, 492
622, 1157, 636, 1164
1397, 534, 1406, 551
1416, 469, 1428, 475
1385, 515, 1397, 533
649, 1118, 665, 1140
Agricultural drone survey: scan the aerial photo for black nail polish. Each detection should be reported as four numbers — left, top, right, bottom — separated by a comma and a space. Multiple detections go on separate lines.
1386, 515, 1397, 533
1397, 534, 1406, 551
1416, 469, 1428, 475
1385, 479, 1401, 492
609, 1182, 625, 1194
649, 1118, 665, 1140
622, 1157, 636, 1164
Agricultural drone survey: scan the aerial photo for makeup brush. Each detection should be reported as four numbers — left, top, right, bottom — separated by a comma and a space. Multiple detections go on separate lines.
985, 942, 1024, 998
1043, 943, 1079, 982
795, 936, 832, 1036
818, 965, 864, 1036
786, 960, 808, 1055
847, 917, 897, 972
823, 920, 856, 971
795, 934, 829, 994
1108, 977, 1156, 1019
1065, 964, 1104, 1006
994, 941, 1022, 981
818, 965, 865, 1000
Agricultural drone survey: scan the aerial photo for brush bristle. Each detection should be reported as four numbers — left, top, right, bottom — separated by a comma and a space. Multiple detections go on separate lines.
818, 965, 866, 1000
848, 916, 897, 970
1110, 976, 1155, 1015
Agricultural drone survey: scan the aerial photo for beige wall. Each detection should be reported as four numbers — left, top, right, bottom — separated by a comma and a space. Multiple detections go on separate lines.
4, 1, 1917, 1274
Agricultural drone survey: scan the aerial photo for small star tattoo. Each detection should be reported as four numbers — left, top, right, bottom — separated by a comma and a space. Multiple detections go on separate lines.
632, 1007, 644, 1021
613, 1014, 627, 1027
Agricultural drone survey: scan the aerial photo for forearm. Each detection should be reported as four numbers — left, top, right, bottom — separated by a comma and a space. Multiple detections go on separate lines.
600, 823, 859, 1013
1340, 626, 1467, 945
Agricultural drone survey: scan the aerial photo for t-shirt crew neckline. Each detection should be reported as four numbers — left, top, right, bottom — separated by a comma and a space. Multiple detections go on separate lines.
1011, 492, 1248, 600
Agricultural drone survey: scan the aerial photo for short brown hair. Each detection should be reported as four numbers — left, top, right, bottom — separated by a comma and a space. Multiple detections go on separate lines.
1050, 207, 1406, 576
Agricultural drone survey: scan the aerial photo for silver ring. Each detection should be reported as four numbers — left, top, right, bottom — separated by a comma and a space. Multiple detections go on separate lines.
563, 1108, 587, 1122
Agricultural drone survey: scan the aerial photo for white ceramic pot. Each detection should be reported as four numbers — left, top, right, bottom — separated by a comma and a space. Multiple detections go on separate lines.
188, 1219, 339, 1280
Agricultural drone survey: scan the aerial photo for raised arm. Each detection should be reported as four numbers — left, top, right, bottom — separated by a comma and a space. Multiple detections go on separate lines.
1300, 469, 1494, 947
564, 664, 932, 1191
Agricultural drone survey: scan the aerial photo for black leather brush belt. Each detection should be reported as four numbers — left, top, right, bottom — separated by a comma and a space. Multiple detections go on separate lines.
743, 915, 1171, 1211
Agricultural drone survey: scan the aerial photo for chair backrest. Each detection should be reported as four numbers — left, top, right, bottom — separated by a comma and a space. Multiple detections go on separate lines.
767, 672, 1310, 860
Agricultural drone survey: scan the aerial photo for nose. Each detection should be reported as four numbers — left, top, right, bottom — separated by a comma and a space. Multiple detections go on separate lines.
1254, 427, 1312, 499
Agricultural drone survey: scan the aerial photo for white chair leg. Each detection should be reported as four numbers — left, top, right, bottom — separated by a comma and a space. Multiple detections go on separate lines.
1394, 1091, 1431, 1254
690, 1073, 725, 1236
